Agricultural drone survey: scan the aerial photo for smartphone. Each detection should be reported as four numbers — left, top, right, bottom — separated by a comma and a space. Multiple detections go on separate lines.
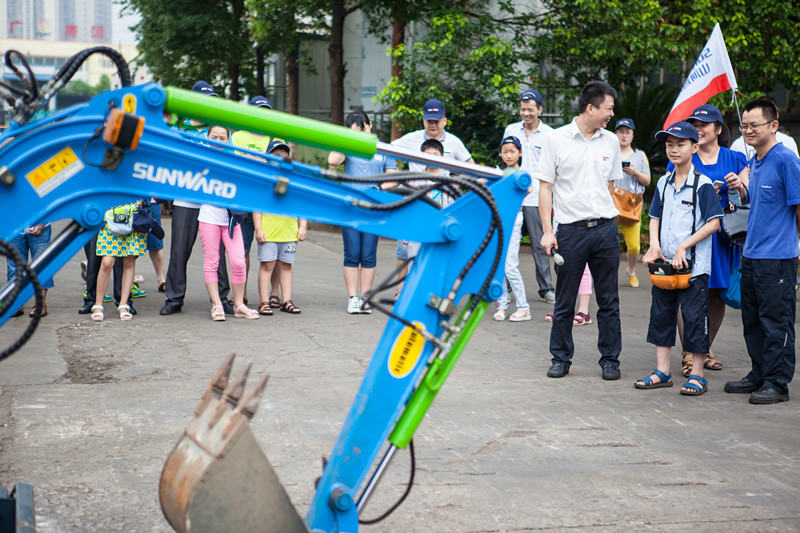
621, 161, 631, 168
713, 180, 725, 188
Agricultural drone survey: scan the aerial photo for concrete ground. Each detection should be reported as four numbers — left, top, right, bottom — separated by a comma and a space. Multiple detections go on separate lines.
0, 221, 798, 533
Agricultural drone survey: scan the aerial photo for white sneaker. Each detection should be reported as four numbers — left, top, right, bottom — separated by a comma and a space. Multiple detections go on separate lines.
360, 299, 373, 314
347, 296, 361, 314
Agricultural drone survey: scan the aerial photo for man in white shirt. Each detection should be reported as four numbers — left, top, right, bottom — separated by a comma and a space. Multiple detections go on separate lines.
503, 89, 555, 304
537, 81, 623, 381
391, 99, 473, 173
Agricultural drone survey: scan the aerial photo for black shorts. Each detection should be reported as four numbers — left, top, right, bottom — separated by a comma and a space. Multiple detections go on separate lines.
646, 274, 709, 353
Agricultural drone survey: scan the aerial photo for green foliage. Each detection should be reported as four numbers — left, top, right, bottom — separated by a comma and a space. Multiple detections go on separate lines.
375, 9, 525, 139
60, 74, 113, 97
247, 0, 327, 55
122, 0, 254, 98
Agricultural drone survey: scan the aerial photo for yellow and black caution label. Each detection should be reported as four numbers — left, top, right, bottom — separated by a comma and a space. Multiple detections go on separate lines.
388, 322, 426, 379
25, 146, 84, 198
123, 94, 136, 113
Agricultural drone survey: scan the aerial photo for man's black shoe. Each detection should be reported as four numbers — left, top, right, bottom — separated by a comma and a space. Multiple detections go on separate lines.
601, 366, 621, 381
547, 363, 569, 378
159, 302, 182, 315
221, 300, 235, 315
724, 378, 760, 394
78, 303, 93, 314
749, 387, 789, 405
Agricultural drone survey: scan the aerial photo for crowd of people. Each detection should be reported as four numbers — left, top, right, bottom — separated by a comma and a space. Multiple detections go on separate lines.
5, 79, 798, 405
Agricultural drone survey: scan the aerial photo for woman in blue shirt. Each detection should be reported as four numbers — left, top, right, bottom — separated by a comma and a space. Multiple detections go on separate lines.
669, 104, 748, 376
328, 111, 398, 314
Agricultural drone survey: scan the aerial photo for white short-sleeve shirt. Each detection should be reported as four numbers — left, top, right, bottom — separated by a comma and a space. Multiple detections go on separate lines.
502, 121, 553, 206
535, 118, 623, 225
391, 129, 472, 174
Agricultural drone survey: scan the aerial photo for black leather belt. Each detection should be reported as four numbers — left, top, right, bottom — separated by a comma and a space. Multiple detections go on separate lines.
563, 217, 614, 228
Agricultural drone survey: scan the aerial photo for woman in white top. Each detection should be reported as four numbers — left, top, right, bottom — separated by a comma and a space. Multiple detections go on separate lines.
198, 126, 258, 321
614, 119, 651, 287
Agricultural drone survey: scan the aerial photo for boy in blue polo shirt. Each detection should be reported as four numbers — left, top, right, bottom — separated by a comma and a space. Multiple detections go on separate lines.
638, 122, 723, 396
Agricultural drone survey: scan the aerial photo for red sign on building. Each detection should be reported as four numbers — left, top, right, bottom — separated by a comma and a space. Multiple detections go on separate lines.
91, 26, 104, 40
65, 24, 77, 38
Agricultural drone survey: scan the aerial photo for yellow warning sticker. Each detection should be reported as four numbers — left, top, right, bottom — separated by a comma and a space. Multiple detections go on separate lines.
123, 94, 136, 113
388, 322, 426, 378
25, 146, 84, 198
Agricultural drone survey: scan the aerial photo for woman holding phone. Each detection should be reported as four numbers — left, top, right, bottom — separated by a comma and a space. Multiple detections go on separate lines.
614, 119, 651, 288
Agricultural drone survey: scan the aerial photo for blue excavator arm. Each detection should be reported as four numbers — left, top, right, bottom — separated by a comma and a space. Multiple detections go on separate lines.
0, 78, 529, 533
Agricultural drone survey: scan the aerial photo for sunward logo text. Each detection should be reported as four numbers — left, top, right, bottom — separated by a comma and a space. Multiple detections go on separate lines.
132, 162, 236, 199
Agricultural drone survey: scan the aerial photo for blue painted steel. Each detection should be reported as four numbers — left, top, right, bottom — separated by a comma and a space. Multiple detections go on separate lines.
0, 83, 529, 532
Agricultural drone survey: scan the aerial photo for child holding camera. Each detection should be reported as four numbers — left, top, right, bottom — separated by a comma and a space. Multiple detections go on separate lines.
638, 122, 723, 396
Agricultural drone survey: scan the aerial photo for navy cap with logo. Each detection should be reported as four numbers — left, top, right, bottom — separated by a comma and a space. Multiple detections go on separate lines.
500, 135, 522, 151
686, 104, 723, 124
615, 118, 635, 131
520, 89, 543, 105
191, 80, 218, 97
267, 140, 290, 154
655, 121, 698, 143
422, 99, 446, 121
249, 96, 272, 109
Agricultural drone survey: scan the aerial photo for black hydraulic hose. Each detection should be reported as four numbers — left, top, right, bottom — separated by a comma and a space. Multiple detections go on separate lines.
0, 240, 44, 363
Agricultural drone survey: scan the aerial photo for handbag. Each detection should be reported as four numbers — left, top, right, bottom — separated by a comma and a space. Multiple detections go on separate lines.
133, 202, 166, 239
721, 266, 742, 309
106, 204, 135, 236
648, 260, 693, 290
612, 187, 643, 224
647, 170, 699, 290
719, 205, 749, 245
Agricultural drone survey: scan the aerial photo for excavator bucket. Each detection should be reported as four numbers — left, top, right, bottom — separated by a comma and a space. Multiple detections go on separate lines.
159, 354, 309, 533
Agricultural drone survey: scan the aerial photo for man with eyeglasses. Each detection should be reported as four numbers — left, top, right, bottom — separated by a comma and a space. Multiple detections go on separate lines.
724, 97, 800, 405
730, 98, 798, 159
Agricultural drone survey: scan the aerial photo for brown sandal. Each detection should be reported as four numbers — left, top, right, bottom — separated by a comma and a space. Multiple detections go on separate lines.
257, 301, 273, 315
29, 305, 47, 317
703, 350, 723, 370
268, 295, 282, 308
681, 351, 693, 378
280, 300, 301, 314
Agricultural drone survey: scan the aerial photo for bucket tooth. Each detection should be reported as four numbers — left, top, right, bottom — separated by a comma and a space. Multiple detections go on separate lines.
160, 358, 308, 533
195, 353, 236, 416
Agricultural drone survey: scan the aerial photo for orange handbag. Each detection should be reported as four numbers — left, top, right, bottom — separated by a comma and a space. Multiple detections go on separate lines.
612, 187, 643, 224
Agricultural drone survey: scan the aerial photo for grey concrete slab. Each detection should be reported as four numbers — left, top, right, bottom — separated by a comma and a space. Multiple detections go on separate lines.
0, 219, 798, 532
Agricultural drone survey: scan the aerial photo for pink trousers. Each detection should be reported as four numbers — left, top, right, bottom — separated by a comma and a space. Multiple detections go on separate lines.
198, 222, 246, 284
579, 264, 593, 295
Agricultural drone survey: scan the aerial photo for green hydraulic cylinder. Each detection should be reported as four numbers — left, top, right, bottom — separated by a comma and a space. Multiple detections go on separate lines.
163, 87, 378, 159
389, 299, 490, 449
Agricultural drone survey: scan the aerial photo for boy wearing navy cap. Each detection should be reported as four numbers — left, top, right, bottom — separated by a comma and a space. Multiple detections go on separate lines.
638, 122, 723, 395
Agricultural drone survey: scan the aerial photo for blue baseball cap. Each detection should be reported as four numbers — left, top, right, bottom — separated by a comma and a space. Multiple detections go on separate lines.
686, 104, 723, 124
249, 96, 272, 109
520, 89, 543, 105
191, 80, 218, 97
500, 135, 522, 150
422, 99, 445, 120
655, 121, 698, 143
615, 118, 635, 131
267, 140, 290, 154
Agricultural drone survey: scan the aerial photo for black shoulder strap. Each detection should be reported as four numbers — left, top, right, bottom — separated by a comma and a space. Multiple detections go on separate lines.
657, 169, 700, 264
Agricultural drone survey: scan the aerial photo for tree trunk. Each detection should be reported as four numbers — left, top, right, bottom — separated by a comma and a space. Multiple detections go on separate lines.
229, 61, 240, 101
286, 48, 299, 116
228, 0, 245, 100
390, 16, 406, 140
256, 45, 265, 96
328, 0, 346, 125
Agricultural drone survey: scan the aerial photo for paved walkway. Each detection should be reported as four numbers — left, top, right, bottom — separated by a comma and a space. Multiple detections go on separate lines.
1, 222, 798, 532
